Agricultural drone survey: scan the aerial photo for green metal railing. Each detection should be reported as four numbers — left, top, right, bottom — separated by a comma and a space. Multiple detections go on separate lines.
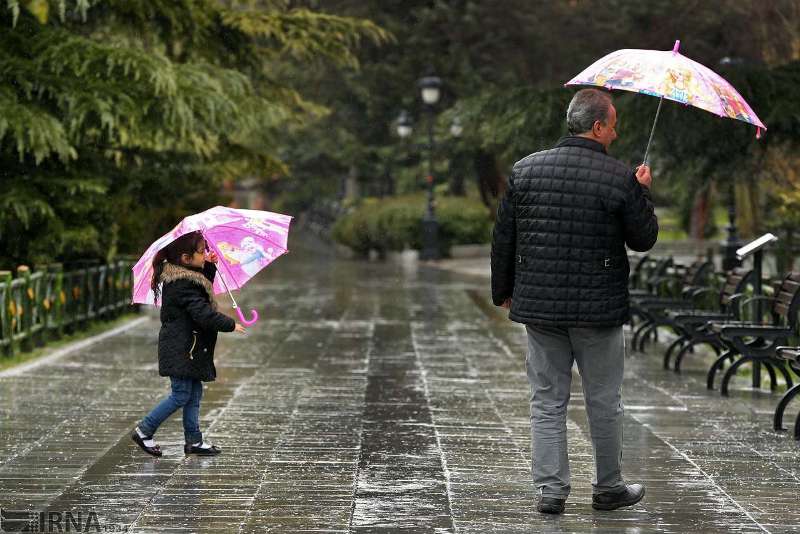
0, 260, 137, 356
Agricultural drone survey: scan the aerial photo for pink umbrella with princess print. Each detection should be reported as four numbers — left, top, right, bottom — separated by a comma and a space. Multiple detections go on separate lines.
565, 40, 766, 165
131, 206, 293, 326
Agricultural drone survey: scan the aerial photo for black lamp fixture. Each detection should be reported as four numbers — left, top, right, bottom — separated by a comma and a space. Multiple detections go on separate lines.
449, 116, 463, 138
396, 110, 413, 139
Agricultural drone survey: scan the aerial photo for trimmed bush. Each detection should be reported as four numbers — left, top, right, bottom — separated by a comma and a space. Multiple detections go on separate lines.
332, 195, 492, 257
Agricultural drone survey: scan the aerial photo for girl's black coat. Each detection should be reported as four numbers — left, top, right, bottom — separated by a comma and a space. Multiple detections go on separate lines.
157, 262, 236, 381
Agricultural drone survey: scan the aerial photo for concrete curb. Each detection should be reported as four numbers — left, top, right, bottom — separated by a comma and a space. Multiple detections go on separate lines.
0, 316, 150, 378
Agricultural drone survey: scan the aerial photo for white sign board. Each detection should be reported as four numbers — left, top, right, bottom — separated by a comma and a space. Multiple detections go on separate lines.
736, 232, 778, 260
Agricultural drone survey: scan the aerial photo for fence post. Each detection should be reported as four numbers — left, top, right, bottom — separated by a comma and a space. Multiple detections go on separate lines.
47, 263, 64, 340
17, 265, 33, 352
0, 271, 11, 357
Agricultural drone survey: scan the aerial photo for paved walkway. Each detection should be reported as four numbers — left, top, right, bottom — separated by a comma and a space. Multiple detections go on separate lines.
1, 235, 799, 533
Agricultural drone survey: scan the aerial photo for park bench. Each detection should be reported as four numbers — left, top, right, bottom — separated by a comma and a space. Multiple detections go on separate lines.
704, 271, 800, 396
629, 256, 675, 298
630, 260, 715, 351
666, 267, 754, 372
773, 346, 800, 439
628, 255, 673, 329
628, 254, 655, 292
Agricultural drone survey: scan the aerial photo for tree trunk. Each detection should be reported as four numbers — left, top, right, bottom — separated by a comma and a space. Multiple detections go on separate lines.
449, 158, 465, 196
689, 183, 712, 240
474, 150, 505, 208
735, 180, 760, 237
345, 165, 360, 200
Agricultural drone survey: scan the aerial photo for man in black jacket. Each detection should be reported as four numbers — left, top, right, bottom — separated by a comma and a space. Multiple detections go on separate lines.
491, 88, 658, 514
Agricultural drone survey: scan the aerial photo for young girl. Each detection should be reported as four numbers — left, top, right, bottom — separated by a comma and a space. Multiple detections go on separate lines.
132, 230, 245, 457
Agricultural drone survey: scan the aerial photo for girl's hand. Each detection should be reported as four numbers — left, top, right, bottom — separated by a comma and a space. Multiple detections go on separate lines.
234, 323, 247, 334
206, 250, 219, 264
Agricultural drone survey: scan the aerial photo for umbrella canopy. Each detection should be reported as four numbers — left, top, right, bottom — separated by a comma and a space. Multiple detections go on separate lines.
567, 40, 766, 132
566, 40, 766, 162
132, 206, 292, 323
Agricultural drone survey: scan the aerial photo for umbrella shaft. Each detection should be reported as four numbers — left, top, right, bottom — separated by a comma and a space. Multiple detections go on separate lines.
643, 96, 664, 166
216, 267, 239, 309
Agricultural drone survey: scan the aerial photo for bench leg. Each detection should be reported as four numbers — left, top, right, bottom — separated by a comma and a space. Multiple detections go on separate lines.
674, 339, 709, 373
764, 361, 778, 391
777, 361, 794, 389
721, 356, 764, 397
774, 383, 800, 432
640, 324, 660, 352
636, 323, 653, 351
632, 319, 652, 351
664, 336, 689, 370
708, 350, 737, 390
795, 410, 800, 440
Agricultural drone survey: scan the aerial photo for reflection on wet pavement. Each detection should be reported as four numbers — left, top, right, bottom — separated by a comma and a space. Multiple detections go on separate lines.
0, 235, 796, 533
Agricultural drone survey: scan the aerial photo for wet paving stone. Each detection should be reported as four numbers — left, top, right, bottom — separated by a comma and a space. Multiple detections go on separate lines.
1, 235, 799, 532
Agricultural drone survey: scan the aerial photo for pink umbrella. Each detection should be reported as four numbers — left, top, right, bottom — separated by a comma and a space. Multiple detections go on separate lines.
566, 40, 766, 164
132, 206, 292, 326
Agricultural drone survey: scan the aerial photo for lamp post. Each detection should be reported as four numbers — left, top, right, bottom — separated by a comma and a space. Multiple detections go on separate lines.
717, 56, 744, 272
418, 74, 442, 260
396, 110, 413, 140
721, 181, 742, 271
396, 84, 464, 259
448, 116, 464, 195
449, 116, 463, 138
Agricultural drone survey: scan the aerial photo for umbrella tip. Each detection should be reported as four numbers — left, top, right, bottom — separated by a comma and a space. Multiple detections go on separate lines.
672, 40, 681, 53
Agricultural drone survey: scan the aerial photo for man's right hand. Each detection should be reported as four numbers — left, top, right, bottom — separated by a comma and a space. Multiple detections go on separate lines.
635, 165, 652, 189
501, 298, 512, 309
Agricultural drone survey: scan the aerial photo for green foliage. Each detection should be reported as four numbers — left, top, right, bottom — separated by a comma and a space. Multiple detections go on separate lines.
221, 7, 389, 68
331, 195, 491, 256
0, 0, 388, 268
289, 0, 800, 259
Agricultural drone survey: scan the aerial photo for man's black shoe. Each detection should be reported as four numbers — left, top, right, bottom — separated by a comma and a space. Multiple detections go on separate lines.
537, 497, 566, 514
592, 484, 645, 510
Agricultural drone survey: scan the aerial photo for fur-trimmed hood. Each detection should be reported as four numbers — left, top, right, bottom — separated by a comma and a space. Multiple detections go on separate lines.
160, 263, 216, 307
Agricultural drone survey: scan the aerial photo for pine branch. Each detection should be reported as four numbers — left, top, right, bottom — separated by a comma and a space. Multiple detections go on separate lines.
0, 87, 76, 163
2, 23, 255, 160
220, 8, 391, 68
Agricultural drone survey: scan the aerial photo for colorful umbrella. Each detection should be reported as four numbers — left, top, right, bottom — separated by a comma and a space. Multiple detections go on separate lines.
566, 40, 766, 164
132, 206, 292, 326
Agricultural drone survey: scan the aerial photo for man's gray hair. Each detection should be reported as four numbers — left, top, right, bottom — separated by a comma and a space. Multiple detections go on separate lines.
566, 89, 612, 135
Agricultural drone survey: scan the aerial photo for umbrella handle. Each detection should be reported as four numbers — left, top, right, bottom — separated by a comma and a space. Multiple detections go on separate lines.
236, 307, 259, 326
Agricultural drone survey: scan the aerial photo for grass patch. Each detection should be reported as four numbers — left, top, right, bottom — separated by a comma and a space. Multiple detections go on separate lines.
0, 312, 141, 372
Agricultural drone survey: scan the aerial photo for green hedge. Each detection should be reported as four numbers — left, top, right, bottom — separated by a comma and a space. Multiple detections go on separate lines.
332, 195, 492, 256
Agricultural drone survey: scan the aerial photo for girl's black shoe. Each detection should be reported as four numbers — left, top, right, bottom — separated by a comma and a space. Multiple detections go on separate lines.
184, 443, 221, 456
131, 431, 162, 457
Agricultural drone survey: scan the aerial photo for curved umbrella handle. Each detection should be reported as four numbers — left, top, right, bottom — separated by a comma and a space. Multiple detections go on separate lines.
236, 307, 259, 326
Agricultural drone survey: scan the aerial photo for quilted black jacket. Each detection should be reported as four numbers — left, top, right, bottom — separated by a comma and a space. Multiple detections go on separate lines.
491, 136, 658, 326
157, 262, 236, 381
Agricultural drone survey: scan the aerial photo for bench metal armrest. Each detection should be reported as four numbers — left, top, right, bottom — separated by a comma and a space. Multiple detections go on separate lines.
688, 287, 714, 298
727, 293, 749, 319
737, 295, 778, 324
741, 295, 775, 307
776, 346, 800, 361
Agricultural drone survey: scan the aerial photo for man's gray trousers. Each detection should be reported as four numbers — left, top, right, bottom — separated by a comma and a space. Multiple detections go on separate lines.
525, 324, 628, 498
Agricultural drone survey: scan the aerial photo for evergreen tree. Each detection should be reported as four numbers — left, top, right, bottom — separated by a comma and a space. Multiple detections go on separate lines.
0, 0, 387, 266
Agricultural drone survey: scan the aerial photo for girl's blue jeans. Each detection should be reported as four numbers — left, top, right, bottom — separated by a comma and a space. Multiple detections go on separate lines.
139, 377, 204, 444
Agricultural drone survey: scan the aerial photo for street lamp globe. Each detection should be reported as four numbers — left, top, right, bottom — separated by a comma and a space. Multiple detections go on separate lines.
396, 110, 413, 138
418, 75, 442, 106
450, 117, 463, 138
